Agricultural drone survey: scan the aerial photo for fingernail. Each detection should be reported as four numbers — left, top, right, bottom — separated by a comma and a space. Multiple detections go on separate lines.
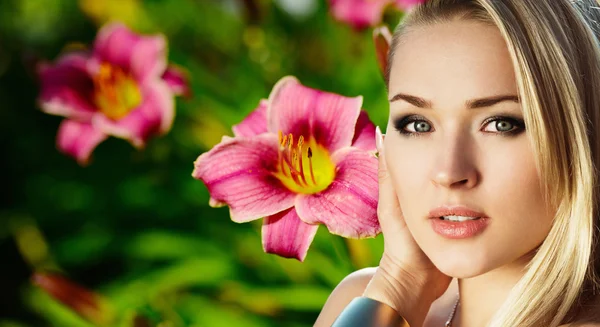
375, 126, 383, 153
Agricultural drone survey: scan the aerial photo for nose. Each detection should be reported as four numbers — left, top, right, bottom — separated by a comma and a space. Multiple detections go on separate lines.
430, 133, 479, 189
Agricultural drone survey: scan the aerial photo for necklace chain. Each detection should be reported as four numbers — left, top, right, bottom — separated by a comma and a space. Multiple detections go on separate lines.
444, 294, 460, 327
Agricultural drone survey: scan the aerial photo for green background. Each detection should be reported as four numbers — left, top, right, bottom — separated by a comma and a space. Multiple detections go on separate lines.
0, 0, 402, 326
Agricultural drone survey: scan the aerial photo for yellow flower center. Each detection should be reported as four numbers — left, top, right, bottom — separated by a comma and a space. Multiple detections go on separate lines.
93, 62, 141, 120
274, 131, 336, 195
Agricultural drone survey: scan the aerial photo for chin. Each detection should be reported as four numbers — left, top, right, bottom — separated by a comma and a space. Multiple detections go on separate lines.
428, 250, 496, 279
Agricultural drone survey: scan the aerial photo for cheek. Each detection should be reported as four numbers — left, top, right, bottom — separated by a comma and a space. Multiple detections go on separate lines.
483, 140, 553, 240
384, 136, 435, 220
485, 137, 548, 207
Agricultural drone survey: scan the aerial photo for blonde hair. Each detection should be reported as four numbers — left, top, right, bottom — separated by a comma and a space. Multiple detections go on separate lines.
386, 0, 600, 326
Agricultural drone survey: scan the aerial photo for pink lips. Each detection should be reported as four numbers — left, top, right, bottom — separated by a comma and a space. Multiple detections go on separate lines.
428, 205, 490, 239
428, 205, 488, 219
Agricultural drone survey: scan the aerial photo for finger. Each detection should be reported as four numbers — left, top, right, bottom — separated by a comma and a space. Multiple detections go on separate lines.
376, 126, 403, 222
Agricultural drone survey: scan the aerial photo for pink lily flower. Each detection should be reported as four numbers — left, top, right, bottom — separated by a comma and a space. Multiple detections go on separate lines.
330, 0, 391, 30
192, 77, 380, 261
37, 22, 189, 165
394, 0, 429, 10
329, 0, 428, 30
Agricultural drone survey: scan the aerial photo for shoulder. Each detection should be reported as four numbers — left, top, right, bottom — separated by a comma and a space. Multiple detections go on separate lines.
313, 267, 378, 327
313, 267, 459, 327
312, 271, 600, 327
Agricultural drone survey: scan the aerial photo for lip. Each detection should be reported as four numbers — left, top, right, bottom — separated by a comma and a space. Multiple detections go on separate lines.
430, 217, 490, 239
428, 205, 488, 219
428, 205, 490, 239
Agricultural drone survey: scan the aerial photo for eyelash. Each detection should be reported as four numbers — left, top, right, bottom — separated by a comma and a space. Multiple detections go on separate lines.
393, 114, 526, 138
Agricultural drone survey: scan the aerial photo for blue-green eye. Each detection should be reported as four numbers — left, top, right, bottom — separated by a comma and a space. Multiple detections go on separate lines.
408, 120, 431, 133
482, 117, 523, 133
393, 115, 432, 136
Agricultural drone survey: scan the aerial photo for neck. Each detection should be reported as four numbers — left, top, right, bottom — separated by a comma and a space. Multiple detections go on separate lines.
452, 252, 534, 327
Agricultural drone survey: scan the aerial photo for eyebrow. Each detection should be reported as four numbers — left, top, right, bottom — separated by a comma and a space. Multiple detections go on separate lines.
389, 93, 520, 109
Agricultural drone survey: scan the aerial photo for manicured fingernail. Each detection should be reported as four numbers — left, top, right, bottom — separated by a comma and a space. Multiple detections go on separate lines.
375, 126, 383, 153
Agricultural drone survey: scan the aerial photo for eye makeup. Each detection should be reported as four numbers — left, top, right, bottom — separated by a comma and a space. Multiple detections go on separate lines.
392, 114, 526, 138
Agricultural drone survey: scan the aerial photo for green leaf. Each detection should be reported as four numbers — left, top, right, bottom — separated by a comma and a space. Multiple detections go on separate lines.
124, 230, 226, 260
26, 289, 96, 327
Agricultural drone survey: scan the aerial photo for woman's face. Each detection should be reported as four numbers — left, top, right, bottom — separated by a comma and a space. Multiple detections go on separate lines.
385, 19, 555, 278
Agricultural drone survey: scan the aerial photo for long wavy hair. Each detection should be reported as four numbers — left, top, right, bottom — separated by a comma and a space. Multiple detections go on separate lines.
385, 0, 600, 326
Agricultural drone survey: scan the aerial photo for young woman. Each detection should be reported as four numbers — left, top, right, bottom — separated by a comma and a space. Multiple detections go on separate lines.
315, 0, 600, 326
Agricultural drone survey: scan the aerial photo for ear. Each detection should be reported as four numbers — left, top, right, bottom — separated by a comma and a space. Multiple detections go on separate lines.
373, 25, 392, 79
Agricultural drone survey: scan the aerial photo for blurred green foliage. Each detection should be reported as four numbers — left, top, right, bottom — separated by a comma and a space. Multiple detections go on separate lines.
0, 0, 402, 326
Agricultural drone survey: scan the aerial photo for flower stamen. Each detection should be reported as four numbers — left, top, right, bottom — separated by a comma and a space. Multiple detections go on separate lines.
307, 147, 316, 185
275, 131, 335, 194
93, 62, 141, 121
297, 136, 307, 185
278, 131, 289, 177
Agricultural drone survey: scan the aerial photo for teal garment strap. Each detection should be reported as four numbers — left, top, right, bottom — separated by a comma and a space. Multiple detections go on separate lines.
331, 297, 411, 327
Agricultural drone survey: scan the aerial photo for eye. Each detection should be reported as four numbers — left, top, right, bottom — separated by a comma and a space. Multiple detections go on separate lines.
412, 121, 432, 133
393, 115, 432, 136
482, 116, 526, 135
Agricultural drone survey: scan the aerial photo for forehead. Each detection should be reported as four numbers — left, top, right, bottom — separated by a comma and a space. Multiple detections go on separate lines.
388, 20, 518, 104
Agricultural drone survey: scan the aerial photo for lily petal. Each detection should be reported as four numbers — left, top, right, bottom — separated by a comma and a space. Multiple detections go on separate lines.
209, 197, 227, 208
162, 65, 190, 97
267, 76, 363, 153
192, 133, 296, 223
232, 99, 268, 137
351, 111, 377, 153
93, 81, 173, 148
150, 81, 176, 135
394, 0, 428, 10
373, 26, 392, 77
94, 22, 167, 82
295, 147, 379, 238
130, 34, 167, 82
262, 208, 319, 262
57, 119, 108, 166
330, 0, 391, 30
38, 53, 97, 121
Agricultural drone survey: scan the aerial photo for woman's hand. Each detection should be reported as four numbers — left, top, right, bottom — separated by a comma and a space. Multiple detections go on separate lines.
362, 126, 453, 327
